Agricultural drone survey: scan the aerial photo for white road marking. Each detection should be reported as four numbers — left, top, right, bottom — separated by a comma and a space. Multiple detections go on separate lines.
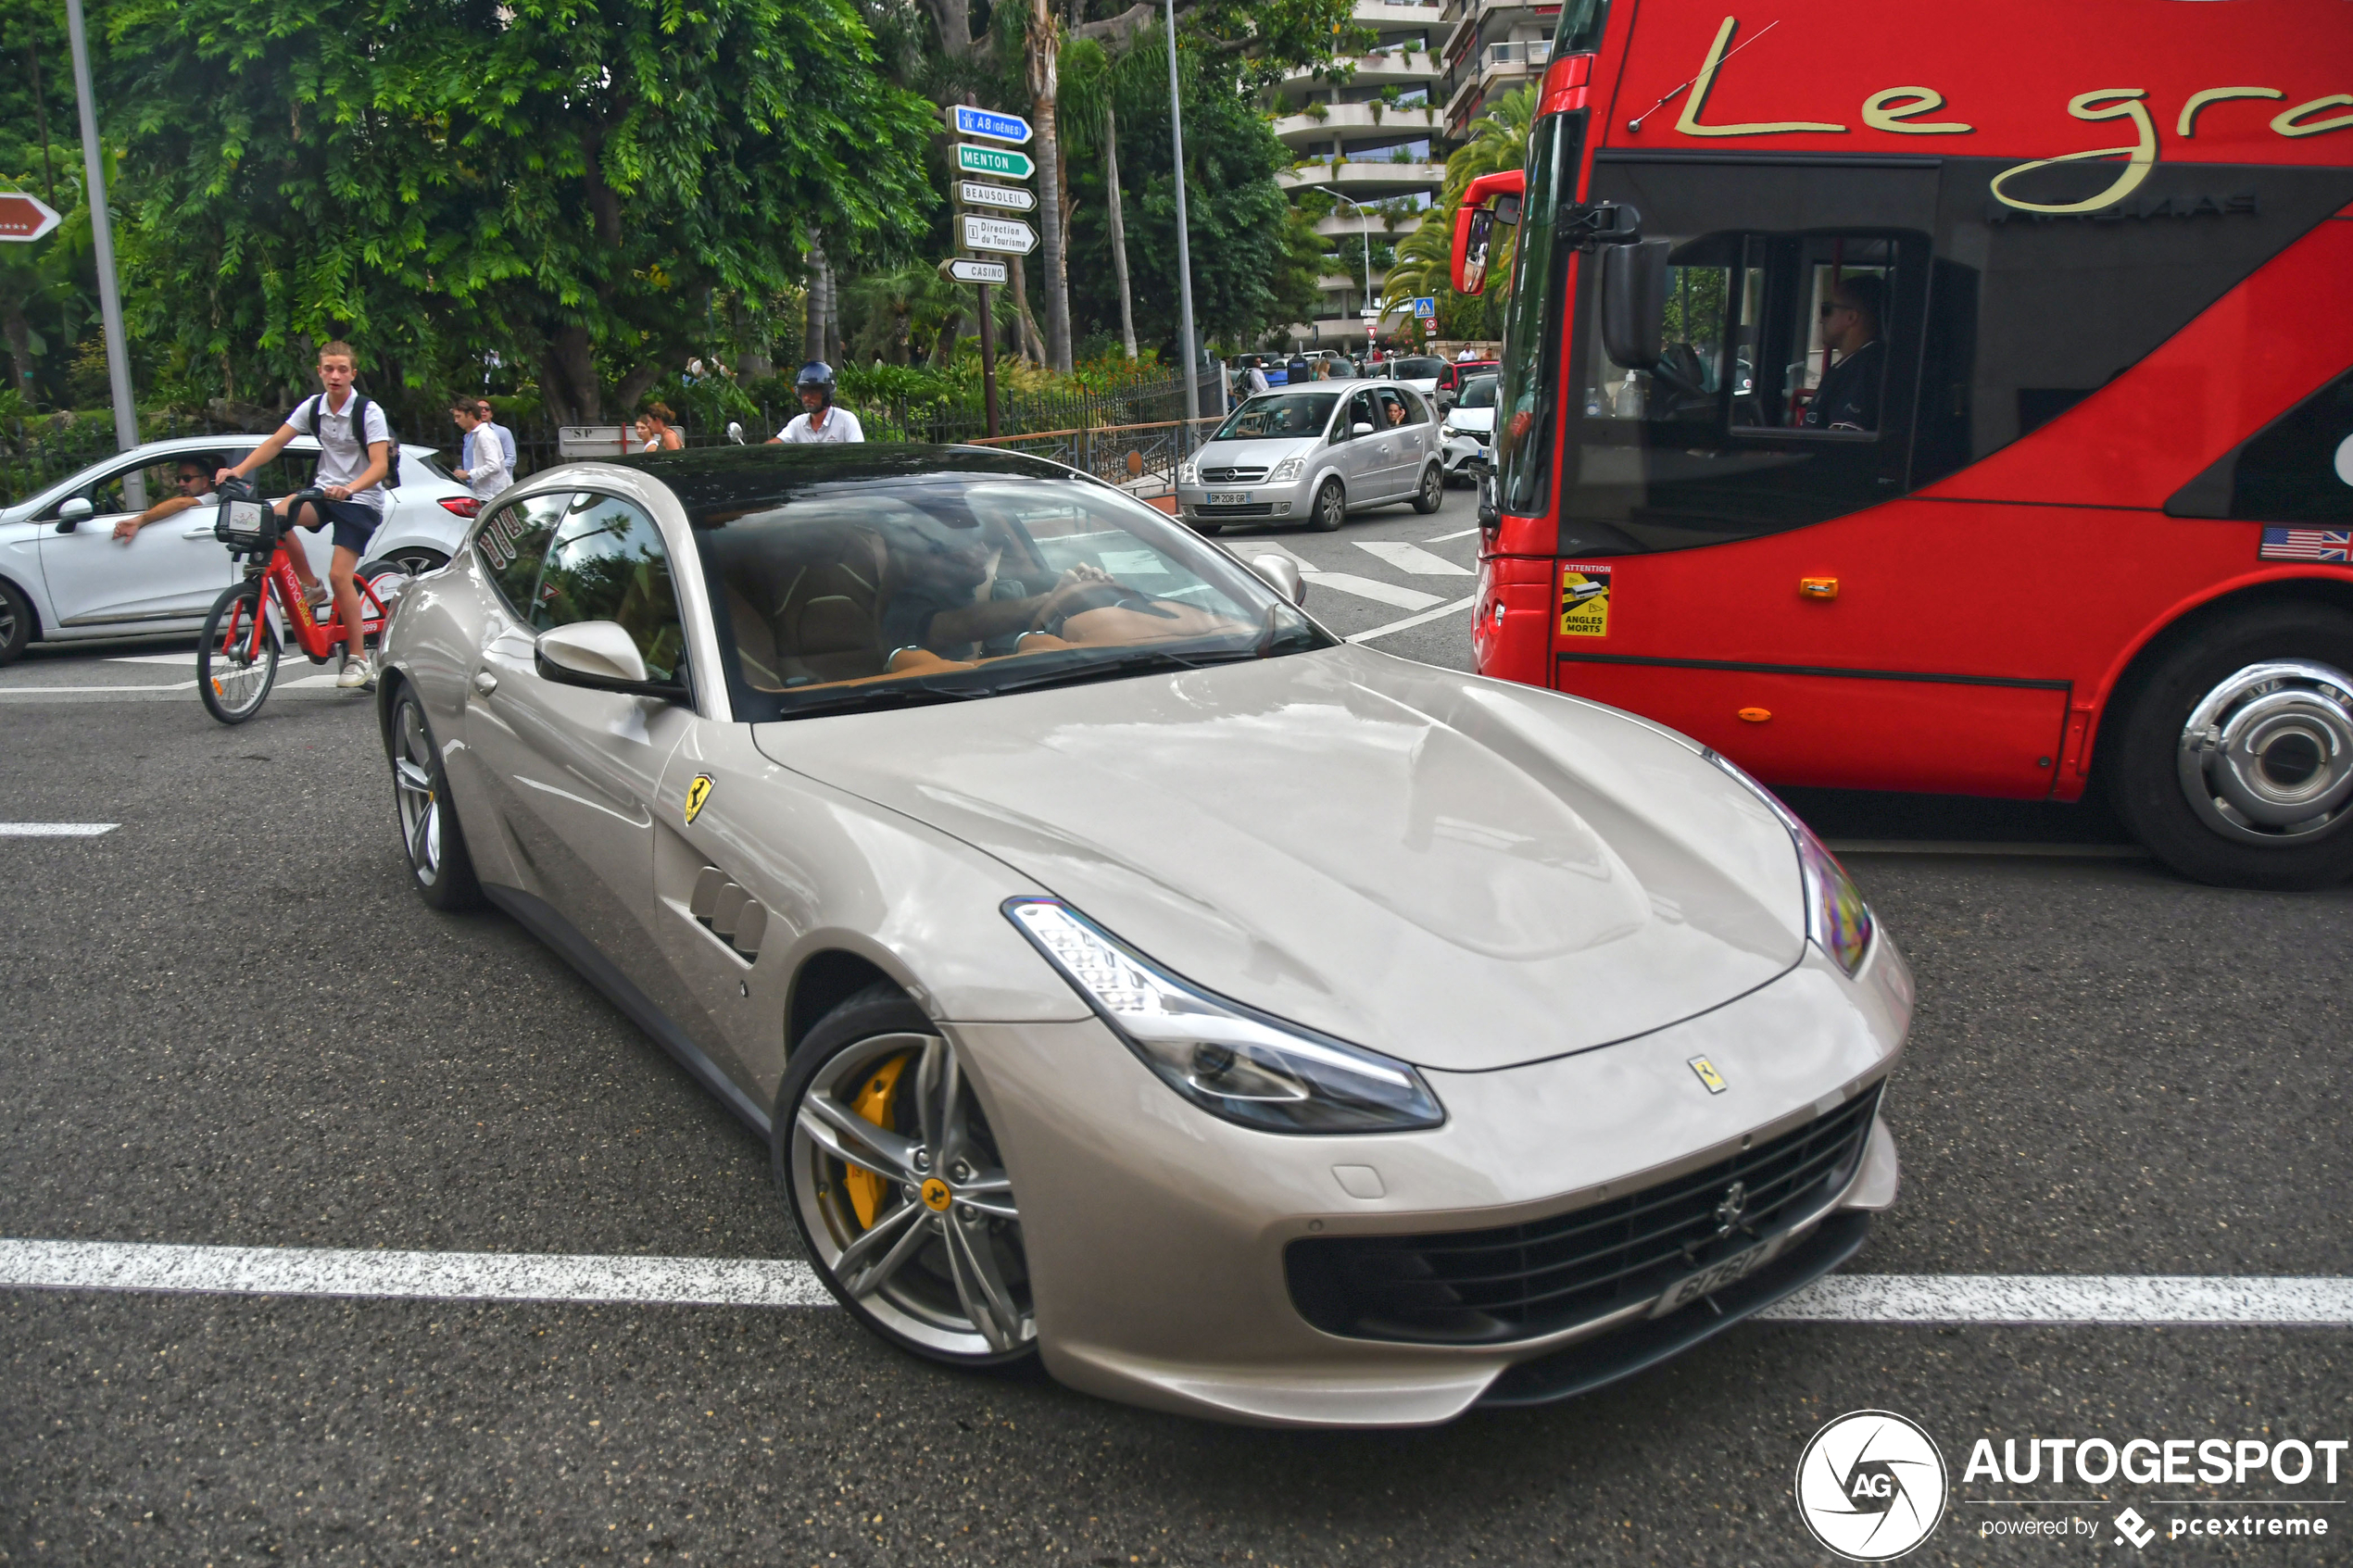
105, 652, 203, 666
0, 681, 197, 694
1346, 595, 1478, 643
0, 1238, 831, 1310
1355, 540, 1475, 577
1762, 1273, 2353, 1325
1827, 840, 2149, 859
3, 1239, 2344, 1325
1425, 526, 1480, 542
1306, 572, 1445, 611
0, 822, 120, 837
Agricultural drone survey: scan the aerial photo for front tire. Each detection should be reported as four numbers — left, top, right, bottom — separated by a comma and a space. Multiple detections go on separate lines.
777, 985, 1036, 1369
0, 577, 32, 666
2109, 604, 2353, 889
197, 582, 280, 725
386, 686, 484, 910
1411, 462, 1444, 514
1313, 477, 1347, 532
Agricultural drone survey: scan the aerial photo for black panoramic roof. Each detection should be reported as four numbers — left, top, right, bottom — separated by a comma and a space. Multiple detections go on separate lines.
615, 443, 1081, 523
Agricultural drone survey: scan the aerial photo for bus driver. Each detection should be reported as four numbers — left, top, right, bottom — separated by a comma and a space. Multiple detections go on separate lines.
1805, 275, 1886, 433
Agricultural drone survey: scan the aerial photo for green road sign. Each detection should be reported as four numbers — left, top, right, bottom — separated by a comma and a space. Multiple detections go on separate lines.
955, 144, 1035, 181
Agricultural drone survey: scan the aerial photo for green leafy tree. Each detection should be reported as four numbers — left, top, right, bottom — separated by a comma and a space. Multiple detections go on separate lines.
1, 4, 93, 409
106, 0, 940, 423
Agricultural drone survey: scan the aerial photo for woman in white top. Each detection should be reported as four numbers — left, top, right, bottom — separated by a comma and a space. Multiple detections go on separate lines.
635, 402, 686, 452
769, 361, 863, 444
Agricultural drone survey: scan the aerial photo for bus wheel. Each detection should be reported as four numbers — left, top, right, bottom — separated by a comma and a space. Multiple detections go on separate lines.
2110, 606, 2353, 890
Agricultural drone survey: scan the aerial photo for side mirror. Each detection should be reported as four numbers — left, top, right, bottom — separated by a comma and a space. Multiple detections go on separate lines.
1248, 554, 1306, 607
725, 420, 746, 445
1351, 421, 1376, 437
55, 495, 94, 533
535, 621, 683, 698
1452, 206, 1496, 295
1601, 240, 1670, 370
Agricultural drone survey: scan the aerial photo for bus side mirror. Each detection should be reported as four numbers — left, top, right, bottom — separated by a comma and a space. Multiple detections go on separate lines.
1453, 207, 1496, 295
1601, 241, 1670, 370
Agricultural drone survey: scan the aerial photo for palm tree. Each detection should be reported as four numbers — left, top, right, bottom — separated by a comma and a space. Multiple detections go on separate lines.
1378, 86, 1539, 315
1059, 34, 1150, 358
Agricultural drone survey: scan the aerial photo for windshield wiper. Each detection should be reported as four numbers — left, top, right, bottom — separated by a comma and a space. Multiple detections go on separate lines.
772, 678, 997, 720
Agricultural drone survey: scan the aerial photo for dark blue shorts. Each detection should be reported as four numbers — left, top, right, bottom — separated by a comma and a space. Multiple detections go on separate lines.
289, 497, 382, 557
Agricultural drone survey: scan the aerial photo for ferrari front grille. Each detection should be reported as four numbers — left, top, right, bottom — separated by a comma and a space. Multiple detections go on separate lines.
1284, 1085, 1881, 1345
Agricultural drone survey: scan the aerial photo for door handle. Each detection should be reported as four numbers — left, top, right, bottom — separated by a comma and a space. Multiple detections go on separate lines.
182, 526, 218, 538
472, 671, 498, 696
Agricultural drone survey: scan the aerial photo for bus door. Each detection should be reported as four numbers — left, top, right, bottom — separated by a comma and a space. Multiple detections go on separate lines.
1545, 154, 2070, 796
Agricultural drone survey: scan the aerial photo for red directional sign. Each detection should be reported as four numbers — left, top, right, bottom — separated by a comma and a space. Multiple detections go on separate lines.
0, 193, 62, 243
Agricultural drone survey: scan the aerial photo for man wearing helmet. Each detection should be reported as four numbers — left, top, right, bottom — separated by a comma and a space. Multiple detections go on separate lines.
770, 361, 864, 444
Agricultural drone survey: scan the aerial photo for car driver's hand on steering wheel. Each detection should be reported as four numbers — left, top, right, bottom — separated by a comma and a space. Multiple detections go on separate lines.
1030, 564, 1114, 630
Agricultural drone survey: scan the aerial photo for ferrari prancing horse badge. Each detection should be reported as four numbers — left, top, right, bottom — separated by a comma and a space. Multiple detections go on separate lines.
685, 774, 714, 824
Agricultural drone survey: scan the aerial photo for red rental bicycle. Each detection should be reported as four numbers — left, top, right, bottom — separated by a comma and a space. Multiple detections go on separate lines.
196, 485, 405, 725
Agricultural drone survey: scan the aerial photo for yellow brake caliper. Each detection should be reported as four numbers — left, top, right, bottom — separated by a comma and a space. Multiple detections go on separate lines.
843, 1054, 910, 1229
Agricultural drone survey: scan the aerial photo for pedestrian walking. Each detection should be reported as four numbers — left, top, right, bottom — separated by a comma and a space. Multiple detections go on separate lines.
635, 403, 686, 452
450, 397, 513, 500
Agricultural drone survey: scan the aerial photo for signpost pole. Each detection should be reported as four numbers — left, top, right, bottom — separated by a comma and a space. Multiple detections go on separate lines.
978, 283, 1000, 439
63, 0, 140, 474
1164, 0, 1200, 433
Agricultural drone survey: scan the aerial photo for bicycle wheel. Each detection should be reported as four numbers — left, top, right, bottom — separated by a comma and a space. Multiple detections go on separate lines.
198, 581, 281, 725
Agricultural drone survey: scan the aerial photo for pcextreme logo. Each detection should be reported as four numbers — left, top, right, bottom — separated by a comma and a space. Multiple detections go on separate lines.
1795, 1410, 1950, 1561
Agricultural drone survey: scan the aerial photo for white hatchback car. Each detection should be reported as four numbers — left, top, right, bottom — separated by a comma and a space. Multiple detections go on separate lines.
0, 432, 477, 664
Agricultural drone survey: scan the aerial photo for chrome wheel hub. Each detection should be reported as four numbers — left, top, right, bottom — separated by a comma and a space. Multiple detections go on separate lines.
2177, 659, 2353, 843
393, 704, 443, 879
792, 1032, 1032, 1357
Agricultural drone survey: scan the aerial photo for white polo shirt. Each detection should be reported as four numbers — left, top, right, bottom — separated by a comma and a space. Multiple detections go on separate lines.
288, 392, 393, 512
775, 408, 863, 444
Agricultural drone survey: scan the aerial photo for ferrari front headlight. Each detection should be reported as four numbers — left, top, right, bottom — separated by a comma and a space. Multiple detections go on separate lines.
1265, 455, 1305, 483
1702, 750, 1875, 976
1006, 898, 1445, 1135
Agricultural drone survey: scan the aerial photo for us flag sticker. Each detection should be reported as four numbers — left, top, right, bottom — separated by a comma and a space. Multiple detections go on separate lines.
2259, 527, 2353, 562
1560, 563, 1611, 637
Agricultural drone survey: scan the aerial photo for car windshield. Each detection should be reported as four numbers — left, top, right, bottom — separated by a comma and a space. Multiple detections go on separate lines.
692, 472, 1330, 721
1391, 357, 1446, 380
1456, 374, 1500, 409
1210, 393, 1338, 443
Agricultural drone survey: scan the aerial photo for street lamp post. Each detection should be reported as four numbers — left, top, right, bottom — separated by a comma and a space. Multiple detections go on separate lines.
64, 0, 141, 501
1164, 0, 1201, 428
1313, 186, 1378, 350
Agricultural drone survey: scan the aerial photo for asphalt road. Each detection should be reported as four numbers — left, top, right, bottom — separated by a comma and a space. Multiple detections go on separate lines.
3, 481, 2347, 1565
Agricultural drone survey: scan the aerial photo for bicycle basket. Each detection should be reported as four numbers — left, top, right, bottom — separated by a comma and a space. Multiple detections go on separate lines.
212, 477, 278, 550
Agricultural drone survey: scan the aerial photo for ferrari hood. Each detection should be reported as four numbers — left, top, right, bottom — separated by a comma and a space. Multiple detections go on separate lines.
754, 646, 1806, 1072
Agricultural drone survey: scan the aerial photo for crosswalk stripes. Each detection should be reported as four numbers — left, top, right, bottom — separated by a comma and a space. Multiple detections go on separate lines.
1355, 540, 1474, 577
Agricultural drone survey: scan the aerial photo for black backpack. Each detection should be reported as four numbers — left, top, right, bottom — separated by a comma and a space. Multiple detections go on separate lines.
302, 392, 399, 489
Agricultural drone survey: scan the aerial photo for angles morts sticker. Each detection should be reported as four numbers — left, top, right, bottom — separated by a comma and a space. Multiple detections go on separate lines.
684, 774, 714, 825
1560, 563, 1611, 637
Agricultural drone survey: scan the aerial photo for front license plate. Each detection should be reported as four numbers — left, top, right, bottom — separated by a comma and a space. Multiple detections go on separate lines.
1207, 492, 1248, 504
1650, 1232, 1785, 1318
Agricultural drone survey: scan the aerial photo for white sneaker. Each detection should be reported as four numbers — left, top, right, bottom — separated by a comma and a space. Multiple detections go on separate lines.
336, 655, 371, 689
305, 583, 331, 608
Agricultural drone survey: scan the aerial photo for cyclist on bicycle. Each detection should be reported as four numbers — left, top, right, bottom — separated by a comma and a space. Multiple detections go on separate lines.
217, 340, 389, 688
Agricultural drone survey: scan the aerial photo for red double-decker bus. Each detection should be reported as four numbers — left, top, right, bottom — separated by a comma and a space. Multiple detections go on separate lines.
1452, 0, 2353, 886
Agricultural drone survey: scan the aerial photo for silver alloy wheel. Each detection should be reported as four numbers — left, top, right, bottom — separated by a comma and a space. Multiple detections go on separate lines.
2176, 659, 2353, 843
393, 699, 448, 884
791, 1031, 1033, 1358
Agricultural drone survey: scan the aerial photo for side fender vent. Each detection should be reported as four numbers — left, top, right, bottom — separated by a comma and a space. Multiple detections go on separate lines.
688, 865, 767, 962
